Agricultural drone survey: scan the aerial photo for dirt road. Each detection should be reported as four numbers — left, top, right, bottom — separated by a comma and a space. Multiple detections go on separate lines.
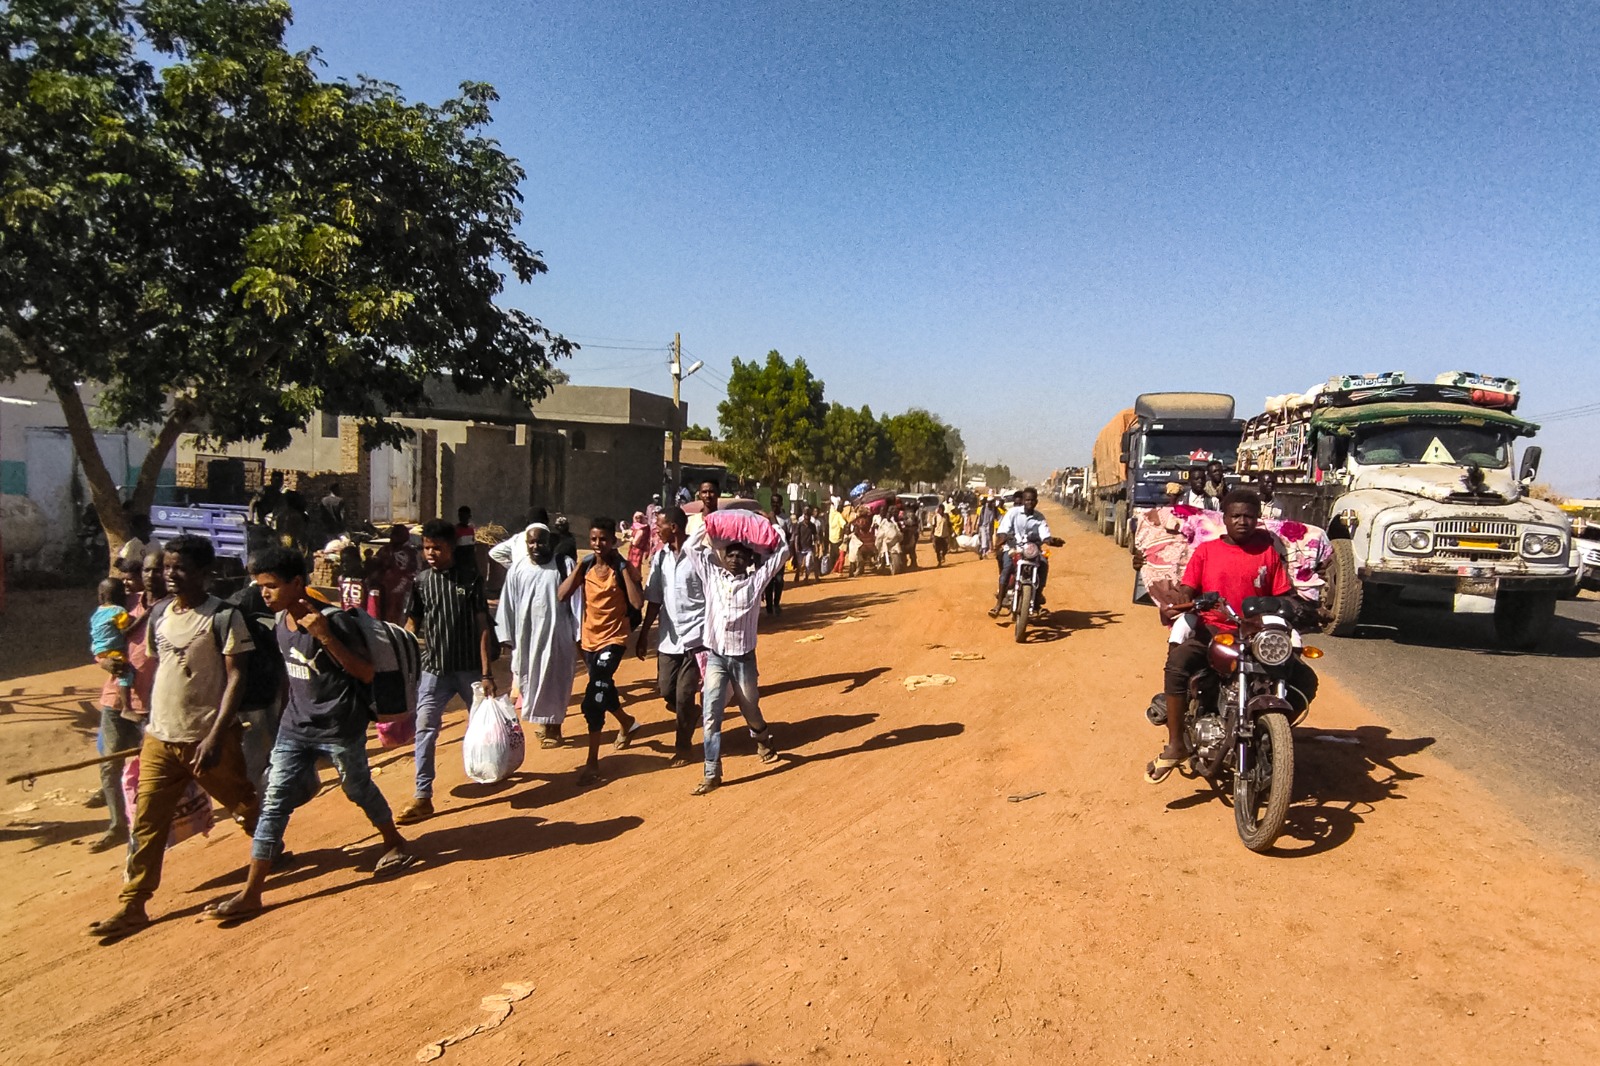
2, 502, 1596, 1064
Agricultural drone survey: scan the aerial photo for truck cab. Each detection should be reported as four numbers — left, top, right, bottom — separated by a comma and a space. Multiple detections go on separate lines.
1245, 372, 1573, 648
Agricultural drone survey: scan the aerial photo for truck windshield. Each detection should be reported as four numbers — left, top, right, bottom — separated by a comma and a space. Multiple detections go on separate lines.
1138, 434, 1239, 467
1352, 425, 1510, 469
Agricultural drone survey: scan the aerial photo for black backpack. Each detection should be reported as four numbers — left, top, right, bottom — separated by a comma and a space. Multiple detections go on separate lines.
146, 593, 285, 712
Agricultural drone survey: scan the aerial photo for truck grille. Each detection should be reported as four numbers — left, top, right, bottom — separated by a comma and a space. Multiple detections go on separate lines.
1434, 519, 1517, 538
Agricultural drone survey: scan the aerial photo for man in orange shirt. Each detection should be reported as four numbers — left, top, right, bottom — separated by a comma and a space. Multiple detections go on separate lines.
559, 516, 645, 784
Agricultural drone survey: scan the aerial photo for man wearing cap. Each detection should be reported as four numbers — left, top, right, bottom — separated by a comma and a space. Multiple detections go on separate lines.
494, 522, 577, 748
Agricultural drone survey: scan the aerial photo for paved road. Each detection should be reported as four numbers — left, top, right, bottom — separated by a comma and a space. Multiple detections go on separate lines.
1318, 593, 1600, 857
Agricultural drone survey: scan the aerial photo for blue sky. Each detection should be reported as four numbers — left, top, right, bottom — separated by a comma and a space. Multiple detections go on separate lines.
286, 1, 1600, 494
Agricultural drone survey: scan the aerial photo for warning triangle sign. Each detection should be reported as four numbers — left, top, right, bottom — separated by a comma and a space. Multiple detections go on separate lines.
1419, 437, 1455, 464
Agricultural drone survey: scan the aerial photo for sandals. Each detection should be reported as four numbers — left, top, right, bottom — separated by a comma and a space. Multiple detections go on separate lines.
613, 718, 644, 751
88, 910, 149, 939
202, 896, 262, 923
373, 849, 417, 878
754, 730, 780, 764
692, 777, 721, 796
1144, 748, 1190, 784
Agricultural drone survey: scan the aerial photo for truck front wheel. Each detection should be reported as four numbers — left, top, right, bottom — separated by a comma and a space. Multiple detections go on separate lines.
1493, 591, 1557, 650
1324, 539, 1364, 636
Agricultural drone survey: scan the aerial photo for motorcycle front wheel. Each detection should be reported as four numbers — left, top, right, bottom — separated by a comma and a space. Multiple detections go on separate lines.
1013, 583, 1033, 643
1234, 711, 1294, 853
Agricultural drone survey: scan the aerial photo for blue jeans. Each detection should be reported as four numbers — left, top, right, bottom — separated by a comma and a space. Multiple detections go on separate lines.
251, 733, 390, 862
701, 651, 769, 782
414, 670, 478, 799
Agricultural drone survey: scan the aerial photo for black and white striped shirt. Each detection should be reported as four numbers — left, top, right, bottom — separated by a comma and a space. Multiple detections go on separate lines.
407, 565, 488, 675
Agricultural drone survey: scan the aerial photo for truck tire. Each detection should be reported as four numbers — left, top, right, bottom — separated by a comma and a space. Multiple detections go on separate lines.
1099, 503, 1113, 538
1113, 501, 1130, 547
1493, 591, 1557, 650
1324, 539, 1363, 636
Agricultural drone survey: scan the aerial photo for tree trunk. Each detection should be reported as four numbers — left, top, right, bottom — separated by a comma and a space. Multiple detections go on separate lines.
51, 380, 131, 570
130, 408, 189, 516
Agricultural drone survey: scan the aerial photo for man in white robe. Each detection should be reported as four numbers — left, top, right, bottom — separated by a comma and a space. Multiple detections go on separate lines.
494, 524, 577, 748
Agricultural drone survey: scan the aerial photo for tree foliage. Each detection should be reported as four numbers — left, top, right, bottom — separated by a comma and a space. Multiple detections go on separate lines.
812, 402, 892, 488
713, 350, 826, 486
972, 461, 1013, 489
0, 0, 570, 559
682, 423, 714, 441
882, 408, 955, 486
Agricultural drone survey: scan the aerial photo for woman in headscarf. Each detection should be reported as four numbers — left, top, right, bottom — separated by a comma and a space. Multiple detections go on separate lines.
626, 510, 650, 572
495, 523, 578, 747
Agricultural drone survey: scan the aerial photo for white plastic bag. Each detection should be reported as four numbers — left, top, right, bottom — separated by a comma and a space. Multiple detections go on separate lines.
462, 683, 525, 784
121, 757, 216, 850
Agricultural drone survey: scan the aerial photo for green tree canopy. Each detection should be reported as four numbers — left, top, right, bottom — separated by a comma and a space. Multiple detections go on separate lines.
713, 350, 826, 486
813, 402, 892, 488
682, 423, 714, 441
882, 408, 956, 486
1, 0, 570, 560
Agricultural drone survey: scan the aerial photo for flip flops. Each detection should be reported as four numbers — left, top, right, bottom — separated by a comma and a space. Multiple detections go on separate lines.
373, 849, 418, 878
202, 897, 262, 923
613, 718, 645, 750
1144, 749, 1190, 784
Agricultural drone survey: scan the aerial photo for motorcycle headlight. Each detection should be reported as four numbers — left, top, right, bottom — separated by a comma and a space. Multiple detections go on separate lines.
1251, 628, 1294, 667
1022, 542, 1041, 560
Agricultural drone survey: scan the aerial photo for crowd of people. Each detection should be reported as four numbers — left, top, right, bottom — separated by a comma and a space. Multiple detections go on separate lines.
88, 475, 992, 939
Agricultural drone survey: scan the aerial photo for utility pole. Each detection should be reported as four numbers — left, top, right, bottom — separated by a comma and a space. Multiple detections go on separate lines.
667, 333, 702, 502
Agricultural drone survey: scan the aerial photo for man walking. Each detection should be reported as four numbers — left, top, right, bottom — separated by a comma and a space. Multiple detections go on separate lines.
496, 523, 577, 749
88, 536, 260, 939
635, 506, 706, 769
685, 512, 790, 795
558, 517, 644, 784
397, 519, 496, 825
791, 505, 817, 585
206, 549, 413, 920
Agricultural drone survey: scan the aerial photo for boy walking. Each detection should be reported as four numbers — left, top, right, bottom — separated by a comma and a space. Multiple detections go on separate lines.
558, 516, 643, 785
685, 511, 791, 795
206, 548, 412, 921
397, 519, 495, 825
88, 535, 260, 940
635, 507, 706, 769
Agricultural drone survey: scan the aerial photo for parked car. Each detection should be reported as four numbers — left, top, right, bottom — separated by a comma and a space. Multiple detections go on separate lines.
1576, 527, 1600, 593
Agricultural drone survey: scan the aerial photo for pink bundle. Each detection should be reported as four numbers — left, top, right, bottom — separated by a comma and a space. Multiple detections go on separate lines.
703, 509, 781, 553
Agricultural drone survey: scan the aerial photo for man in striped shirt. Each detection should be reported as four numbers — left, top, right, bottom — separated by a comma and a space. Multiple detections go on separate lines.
684, 516, 790, 795
397, 519, 495, 824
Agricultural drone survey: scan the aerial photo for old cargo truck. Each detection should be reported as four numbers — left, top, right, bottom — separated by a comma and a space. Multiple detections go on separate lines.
1236, 371, 1573, 648
1089, 394, 1242, 547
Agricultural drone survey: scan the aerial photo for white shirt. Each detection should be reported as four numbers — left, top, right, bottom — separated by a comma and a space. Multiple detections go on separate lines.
684, 526, 791, 657
645, 543, 706, 655
997, 507, 1052, 545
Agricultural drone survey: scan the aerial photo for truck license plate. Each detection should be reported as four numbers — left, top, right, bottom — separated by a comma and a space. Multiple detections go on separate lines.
1455, 539, 1499, 550
1456, 575, 1499, 598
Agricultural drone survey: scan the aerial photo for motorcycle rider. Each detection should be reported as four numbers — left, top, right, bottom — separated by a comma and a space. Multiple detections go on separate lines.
988, 488, 1064, 617
1147, 488, 1318, 784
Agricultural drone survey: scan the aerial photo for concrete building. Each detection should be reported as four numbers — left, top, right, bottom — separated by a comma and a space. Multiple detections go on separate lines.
1, 373, 176, 572
173, 382, 683, 535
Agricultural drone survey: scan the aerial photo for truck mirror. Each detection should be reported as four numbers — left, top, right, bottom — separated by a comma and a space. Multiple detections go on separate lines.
1518, 445, 1541, 484
1314, 435, 1339, 469
1118, 451, 1129, 464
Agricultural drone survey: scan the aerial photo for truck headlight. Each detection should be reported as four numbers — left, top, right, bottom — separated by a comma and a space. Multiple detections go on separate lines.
1523, 533, 1563, 557
1387, 529, 1430, 554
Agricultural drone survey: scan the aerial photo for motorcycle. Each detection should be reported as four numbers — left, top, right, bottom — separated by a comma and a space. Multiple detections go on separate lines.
999, 540, 1048, 642
1146, 592, 1322, 852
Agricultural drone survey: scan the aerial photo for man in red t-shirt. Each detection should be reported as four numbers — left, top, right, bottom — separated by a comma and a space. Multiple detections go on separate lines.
1147, 489, 1317, 783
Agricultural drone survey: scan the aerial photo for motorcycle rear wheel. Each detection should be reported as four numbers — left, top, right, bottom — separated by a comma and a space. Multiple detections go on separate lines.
1013, 583, 1033, 643
1234, 711, 1294, 853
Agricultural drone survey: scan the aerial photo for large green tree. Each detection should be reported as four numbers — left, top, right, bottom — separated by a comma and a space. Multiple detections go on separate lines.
1, 0, 570, 561
812, 402, 892, 488
713, 350, 826, 487
882, 408, 956, 487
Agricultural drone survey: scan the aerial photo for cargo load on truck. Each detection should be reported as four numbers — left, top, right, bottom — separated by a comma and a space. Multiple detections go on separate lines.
1237, 371, 1572, 649
1088, 394, 1241, 547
